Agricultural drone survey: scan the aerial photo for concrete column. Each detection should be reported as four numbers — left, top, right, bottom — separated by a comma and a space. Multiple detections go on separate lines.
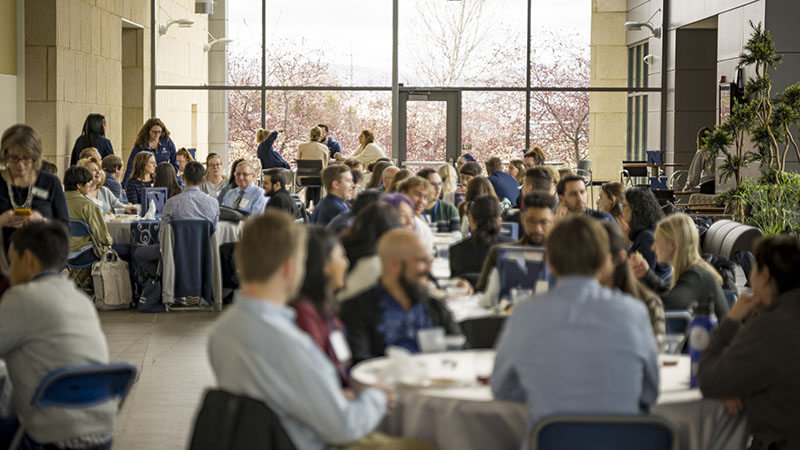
208, 0, 229, 167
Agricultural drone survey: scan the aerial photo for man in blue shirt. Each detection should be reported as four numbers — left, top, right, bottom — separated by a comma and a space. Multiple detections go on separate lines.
311, 165, 353, 226
556, 174, 615, 222
221, 161, 268, 216
491, 215, 659, 448
208, 212, 433, 449
485, 157, 520, 205
318, 124, 344, 161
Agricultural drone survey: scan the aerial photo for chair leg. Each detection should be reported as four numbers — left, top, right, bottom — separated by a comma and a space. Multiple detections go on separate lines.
8, 426, 24, 450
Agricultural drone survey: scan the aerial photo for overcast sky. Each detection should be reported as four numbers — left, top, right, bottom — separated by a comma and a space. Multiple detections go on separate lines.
226, 0, 591, 84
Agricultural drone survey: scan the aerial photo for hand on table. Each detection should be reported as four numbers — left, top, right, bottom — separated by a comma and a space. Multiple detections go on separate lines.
451, 277, 474, 296
723, 398, 743, 414
727, 292, 763, 322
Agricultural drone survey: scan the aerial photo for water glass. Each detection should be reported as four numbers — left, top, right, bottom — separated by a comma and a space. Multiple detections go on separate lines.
418, 327, 446, 353
510, 287, 534, 304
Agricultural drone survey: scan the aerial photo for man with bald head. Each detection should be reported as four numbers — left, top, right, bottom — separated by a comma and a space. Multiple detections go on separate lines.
379, 166, 400, 191
340, 230, 460, 364
220, 160, 268, 216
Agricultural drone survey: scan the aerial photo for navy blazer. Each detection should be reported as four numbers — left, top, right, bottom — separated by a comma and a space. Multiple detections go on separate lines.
488, 172, 520, 204
123, 138, 178, 185
630, 229, 671, 281
258, 132, 290, 170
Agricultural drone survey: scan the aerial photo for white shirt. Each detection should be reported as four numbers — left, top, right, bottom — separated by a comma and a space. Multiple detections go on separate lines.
351, 143, 386, 166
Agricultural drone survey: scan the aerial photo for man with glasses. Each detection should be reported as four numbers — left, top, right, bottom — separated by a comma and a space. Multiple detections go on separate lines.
221, 161, 267, 216
417, 168, 459, 232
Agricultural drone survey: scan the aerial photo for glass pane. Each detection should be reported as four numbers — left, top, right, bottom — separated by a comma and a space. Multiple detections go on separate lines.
399, 0, 527, 87
529, 89, 589, 165
530, 0, 591, 88
154, 89, 211, 158
264, 0, 392, 87
462, 91, 526, 162
228, 90, 263, 165
406, 101, 447, 164
227, 0, 265, 86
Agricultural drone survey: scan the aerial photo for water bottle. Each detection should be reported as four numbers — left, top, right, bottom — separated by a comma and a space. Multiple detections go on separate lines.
120, 190, 128, 204
688, 303, 716, 388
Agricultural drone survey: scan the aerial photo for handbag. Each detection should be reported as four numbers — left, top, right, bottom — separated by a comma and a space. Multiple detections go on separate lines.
91, 249, 132, 310
137, 277, 164, 313
220, 205, 247, 223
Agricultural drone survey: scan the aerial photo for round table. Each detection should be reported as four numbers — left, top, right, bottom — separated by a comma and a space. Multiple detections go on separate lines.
351, 351, 749, 450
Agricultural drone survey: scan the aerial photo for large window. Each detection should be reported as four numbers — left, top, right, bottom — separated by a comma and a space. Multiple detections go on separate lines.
627, 42, 649, 161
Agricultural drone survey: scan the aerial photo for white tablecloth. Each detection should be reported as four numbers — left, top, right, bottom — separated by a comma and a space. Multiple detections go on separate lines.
106, 218, 242, 246
351, 351, 749, 450
217, 221, 243, 245
105, 216, 141, 245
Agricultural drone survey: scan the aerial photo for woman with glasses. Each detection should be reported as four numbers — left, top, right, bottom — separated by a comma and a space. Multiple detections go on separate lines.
76, 156, 133, 215
0, 125, 68, 254
122, 118, 177, 185
70, 113, 115, 166
200, 153, 227, 198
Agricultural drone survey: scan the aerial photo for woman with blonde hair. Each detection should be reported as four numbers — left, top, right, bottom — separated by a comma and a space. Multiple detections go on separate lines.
631, 212, 728, 318
123, 118, 176, 184
507, 159, 526, 185
350, 129, 387, 165
458, 176, 498, 236
176, 147, 194, 180
77, 156, 130, 215
437, 163, 458, 204
256, 128, 289, 170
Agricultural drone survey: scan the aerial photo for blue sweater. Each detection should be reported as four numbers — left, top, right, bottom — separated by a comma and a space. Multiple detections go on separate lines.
311, 194, 349, 226
324, 138, 343, 159
70, 135, 115, 166
257, 132, 290, 170
123, 138, 178, 185
488, 172, 520, 204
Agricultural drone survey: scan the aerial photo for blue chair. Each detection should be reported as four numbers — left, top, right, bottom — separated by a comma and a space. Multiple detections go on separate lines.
9, 362, 138, 450
141, 187, 168, 217
723, 290, 738, 308
530, 414, 679, 450
66, 219, 101, 291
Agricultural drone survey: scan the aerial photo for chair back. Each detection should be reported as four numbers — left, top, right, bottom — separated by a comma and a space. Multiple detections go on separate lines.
190, 389, 297, 450
141, 187, 168, 217
32, 362, 137, 410
69, 219, 93, 238
664, 310, 692, 334
67, 219, 101, 263
530, 414, 679, 450
460, 316, 507, 349
162, 220, 219, 308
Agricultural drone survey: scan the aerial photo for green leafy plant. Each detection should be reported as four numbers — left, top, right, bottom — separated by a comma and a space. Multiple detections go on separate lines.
723, 171, 800, 236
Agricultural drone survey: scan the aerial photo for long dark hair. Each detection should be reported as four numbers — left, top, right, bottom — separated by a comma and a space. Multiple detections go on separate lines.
341, 202, 402, 268
469, 195, 502, 246
625, 187, 663, 241
154, 162, 182, 198
366, 161, 391, 189
602, 221, 659, 303
79, 114, 105, 148
297, 226, 340, 317
227, 158, 245, 188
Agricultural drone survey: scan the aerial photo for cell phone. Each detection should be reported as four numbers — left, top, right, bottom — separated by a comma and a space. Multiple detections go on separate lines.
13, 208, 32, 217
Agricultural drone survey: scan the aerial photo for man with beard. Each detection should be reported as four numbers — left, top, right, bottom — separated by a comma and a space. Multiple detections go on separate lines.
340, 229, 460, 364
475, 192, 556, 304
555, 174, 615, 222
263, 168, 298, 217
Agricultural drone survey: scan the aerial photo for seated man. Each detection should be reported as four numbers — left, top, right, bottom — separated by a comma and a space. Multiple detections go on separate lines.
491, 215, 659, 448
311, 165, 353, 226
556, 174, 615, 222
220, 161, 268, 216
417, 168, 460, 232
263, 168, 298, 218
523, 147, 545, 169
0, 222, 115, 448
340, 230, 460, 364
504, 166, 557, 223
208, 212, 433, 449
458, 161, 482, 189
133, 161, 220, 279
379, 166, 399, 192
485, 157, 520, 205
101, 154, 124, 199
476, 191, 555, 296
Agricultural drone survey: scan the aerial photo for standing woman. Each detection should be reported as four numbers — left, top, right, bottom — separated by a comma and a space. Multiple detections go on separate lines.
350, 129, 387, 166
256, 128, 289, 170
0, 125, 68, 254
125, 151, 156, 205
154, 162, 183, 199
123, 118, 177, 185
70, 113, 114, 166
201, 153, 227, 198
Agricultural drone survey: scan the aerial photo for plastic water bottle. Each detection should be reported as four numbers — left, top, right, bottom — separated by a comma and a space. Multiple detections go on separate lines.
120, 190, 128, 204
688, 303, 716, 388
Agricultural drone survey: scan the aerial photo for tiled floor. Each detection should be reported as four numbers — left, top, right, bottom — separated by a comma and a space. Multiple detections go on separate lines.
99, 309, 220, 450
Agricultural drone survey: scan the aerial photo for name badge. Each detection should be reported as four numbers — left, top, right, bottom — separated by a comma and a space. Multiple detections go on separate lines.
329, 329, 352, 362
31, 186, 49, 200
239, 198, 250, 208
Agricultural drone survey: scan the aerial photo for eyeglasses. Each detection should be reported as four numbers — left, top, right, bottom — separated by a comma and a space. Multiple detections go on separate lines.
208, 163, 223, 168
6, 155, 36, 164
150, 129, 163, 135
235, 172, 254, 178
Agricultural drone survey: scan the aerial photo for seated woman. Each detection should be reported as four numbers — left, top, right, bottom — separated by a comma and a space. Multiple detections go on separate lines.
597, 181, 626, 228
64, 166, 113, 259
437, 164, 458, 205
449, 195, 512, 287
154, 162, 182, 199
624, 187, 671, 281
385, 169, 411, 193
200, 153, 227, 198
457, 176, 498, 237
631, 213, 729, 318
507, 159, 525, 185
124, 151, 155, 205
291, 226, 352, 385
698, 235, 800, 450
176, 147, 193, 179
77, 156, 131, 215
599, 221, 665, 349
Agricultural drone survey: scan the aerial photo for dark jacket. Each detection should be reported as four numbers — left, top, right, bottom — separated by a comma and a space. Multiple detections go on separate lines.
629, 229, 671, 281
123, 138, 178, 185
0, 172, 69, 254
324, 138, 342, 160
641, 265, 729, 318
311, 194, 349, 226
424, 199, 460, 232
698, 287, 800, 450
450, 234, 513, 283
257, 132, 290, 170
125, 179, 152, 206
70, 135, 115, 166
340, 284, 461, 364
487, 172, 520, 204
265, 188, 297, 217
